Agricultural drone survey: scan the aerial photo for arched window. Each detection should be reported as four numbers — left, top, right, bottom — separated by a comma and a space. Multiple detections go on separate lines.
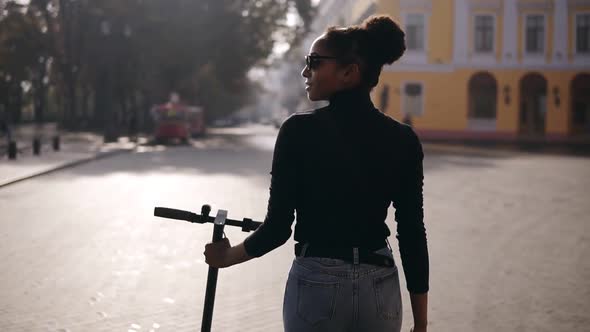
468, 72, 497, 119
519, 73, 547, 135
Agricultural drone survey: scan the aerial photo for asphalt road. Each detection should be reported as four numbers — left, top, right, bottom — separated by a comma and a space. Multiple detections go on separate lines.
1, 126, 588, 331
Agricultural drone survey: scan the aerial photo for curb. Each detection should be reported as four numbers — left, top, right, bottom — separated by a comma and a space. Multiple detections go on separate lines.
0, 148, 134, 189
422, 143, 521, 158
422, 141, 590, 157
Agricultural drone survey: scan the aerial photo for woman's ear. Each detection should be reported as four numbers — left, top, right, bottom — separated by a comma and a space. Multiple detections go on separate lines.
341, 63, 361, 85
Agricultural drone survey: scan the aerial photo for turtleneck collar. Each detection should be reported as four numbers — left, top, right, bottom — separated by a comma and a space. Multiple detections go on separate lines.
328, 87, 375, 116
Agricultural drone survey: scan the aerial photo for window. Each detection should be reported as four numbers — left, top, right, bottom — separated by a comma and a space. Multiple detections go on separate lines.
405, 14, 425, 51
403, 83, 424, 116
576, 14, 590, 54
474, 15, 494, 53
525, 15, 545, 53
468, 73, 497, 119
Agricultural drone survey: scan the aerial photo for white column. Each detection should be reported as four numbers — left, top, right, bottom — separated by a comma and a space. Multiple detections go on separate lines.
453, 0, 469, 64
502, 0, 518, 64
553, 0, 568, 64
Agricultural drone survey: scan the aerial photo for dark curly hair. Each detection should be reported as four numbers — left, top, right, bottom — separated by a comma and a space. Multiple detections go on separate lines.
321, 15, 406, 89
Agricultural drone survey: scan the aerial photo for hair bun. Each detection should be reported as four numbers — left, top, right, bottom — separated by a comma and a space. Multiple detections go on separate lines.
361, 15, 405, 65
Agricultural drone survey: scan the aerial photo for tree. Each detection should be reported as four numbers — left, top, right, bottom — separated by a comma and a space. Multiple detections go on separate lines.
0, 0, 316, 133
0, 1, 50, 123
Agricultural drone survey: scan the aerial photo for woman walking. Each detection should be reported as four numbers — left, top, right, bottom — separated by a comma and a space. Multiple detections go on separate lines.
204, 15, 429, 332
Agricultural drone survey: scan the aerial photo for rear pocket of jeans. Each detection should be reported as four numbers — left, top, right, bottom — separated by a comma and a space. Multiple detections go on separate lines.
373, 269, 402, 320
296, 278, 339, 325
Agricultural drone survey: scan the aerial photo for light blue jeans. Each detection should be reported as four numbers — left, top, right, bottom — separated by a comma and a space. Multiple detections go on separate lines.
282, 246, 403, 332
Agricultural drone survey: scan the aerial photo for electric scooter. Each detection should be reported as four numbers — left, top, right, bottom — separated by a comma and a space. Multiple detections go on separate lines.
154, 204, 262, 332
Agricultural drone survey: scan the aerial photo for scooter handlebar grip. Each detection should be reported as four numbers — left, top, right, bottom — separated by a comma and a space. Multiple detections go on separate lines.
154, 207, 195, 222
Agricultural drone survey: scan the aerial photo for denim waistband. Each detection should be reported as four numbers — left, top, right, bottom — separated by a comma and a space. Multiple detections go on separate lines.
294, 241, 394, 267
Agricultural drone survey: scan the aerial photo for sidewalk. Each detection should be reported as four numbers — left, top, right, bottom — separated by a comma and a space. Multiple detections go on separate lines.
422, 139, 590, 157
0, 131, 137, 188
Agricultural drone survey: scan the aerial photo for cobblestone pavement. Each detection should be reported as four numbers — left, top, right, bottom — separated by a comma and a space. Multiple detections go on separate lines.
0, 127, 589, 332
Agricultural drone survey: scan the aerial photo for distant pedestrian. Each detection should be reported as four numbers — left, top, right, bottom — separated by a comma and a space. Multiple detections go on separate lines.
204, 15, 429, 332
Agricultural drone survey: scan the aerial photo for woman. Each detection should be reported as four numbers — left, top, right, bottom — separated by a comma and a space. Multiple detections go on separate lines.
204, 15, 429, 332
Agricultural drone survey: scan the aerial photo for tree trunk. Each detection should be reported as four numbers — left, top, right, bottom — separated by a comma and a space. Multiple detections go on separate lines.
59, 0, 78, 130
81, 85, 90, 129
34, 61, 48, 124
67, 74, 77, 129
93, 71, 107, 130
9, 83, 23, 124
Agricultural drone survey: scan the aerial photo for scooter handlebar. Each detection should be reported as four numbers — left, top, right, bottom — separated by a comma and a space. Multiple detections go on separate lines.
154, 206, 263, 232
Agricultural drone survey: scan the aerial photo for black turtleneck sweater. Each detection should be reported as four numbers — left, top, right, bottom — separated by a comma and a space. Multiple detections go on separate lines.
244, 88, 429, 294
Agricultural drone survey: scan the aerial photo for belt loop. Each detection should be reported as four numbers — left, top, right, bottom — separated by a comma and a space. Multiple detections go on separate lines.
300, 243, 309, 257
353, 247, 359, 265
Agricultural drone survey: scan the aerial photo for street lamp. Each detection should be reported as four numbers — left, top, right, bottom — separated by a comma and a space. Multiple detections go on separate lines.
97, 18, 135, 143
99, 19, 118, 143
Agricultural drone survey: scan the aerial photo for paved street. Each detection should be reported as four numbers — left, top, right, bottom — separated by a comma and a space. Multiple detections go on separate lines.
0, 125, 589, 332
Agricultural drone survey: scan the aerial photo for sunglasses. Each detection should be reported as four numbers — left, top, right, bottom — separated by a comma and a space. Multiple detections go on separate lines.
305, 54, 339, 70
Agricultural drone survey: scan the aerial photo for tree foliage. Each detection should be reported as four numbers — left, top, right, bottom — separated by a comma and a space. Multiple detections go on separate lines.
0, 0, 315, 130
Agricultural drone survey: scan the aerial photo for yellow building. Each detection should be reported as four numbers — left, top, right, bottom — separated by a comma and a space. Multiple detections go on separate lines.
372, 0, 590, 142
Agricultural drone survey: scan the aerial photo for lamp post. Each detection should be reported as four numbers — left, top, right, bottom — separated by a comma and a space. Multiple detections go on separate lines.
99, 19, 117, 143
99, 20, 133, 143
122, 24, 139, 141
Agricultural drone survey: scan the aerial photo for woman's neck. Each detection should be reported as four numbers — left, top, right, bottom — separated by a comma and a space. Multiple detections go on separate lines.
328, 87, 374, 114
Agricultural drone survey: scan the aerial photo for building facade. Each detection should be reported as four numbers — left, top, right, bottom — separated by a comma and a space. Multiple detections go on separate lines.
372, 0, 590, 141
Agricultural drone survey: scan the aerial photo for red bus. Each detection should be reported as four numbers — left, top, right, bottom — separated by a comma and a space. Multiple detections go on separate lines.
151, 103, 205, 144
